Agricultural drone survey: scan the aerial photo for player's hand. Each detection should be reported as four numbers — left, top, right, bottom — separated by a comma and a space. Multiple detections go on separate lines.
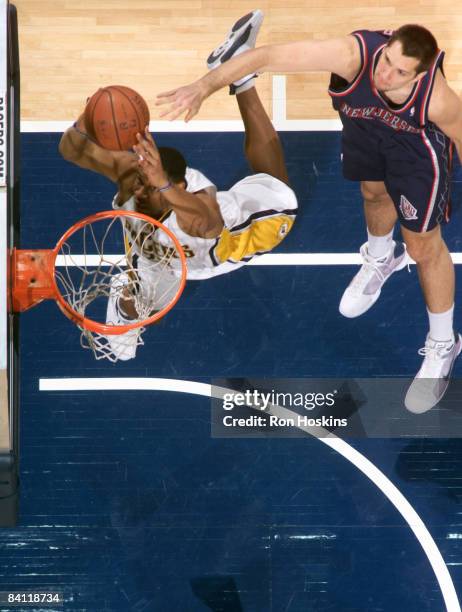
133, 188, 155, 217
74, 112, 89, 136
156, 80, 207, 122
133, 128, 169, 188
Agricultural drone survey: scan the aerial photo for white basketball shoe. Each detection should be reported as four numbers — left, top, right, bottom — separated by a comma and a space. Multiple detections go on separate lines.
339, 241, 409, 318
105, 273, 142, 362
206, 9, 264, 94
404, 332, 462, 414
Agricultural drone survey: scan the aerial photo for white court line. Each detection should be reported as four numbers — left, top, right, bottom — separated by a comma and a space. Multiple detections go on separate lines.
39, 376, 461, 612
40, 377, 211, 397
21, 119, 343, 133
272, 75, 287, 124
54, 252, 462, 267
251, 253, 462, 265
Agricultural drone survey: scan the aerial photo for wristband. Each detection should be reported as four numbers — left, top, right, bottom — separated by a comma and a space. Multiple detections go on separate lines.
157, 181, 172, 192
72, 122, 99, 145
72, 121, 90, 138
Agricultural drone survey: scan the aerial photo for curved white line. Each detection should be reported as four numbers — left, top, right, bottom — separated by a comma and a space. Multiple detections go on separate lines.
39, 376, 460, 611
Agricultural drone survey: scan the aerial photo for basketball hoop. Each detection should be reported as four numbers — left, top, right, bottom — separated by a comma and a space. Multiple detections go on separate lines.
11, 210, 187, 361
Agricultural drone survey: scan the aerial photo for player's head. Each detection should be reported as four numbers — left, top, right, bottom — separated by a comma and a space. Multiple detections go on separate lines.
133, 146, 188, 211
374, 25, 438, 92
158, 146, 187, 189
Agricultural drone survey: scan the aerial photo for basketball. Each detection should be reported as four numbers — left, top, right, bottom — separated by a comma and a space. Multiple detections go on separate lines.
84, 85, 150, 150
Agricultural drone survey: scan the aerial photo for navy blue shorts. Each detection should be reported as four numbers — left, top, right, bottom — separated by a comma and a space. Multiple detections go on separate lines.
341, 120, 453, 233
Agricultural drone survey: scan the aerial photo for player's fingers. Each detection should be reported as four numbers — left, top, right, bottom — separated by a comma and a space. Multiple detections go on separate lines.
155, 88, 178, 102
136, 156, 151, 174
157, 96, 190, 119
134, 137, 151, 161
135, 153, 154, 173
144, 127, 156, 146
137, 154, 158, 175
135, 132, 146, 145
143, 149, 158, 166
133, 142, 145, 160
143, 130, 159, 156
158, 107, 176, 119
185, 108, 198, 123
160, 105, 188, 121
135, 137, 159, 165
136, 131, 157, 156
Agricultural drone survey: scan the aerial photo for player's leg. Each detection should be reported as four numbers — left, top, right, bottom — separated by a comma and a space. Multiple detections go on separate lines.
339, 180, 408, 318
206, 10, 288, 184
105, 272, 142, 361
236, 88, 289, 184
403, 223, 460, 413
386, 133, 458, 413
361, 180, 398, 247
402, 224, 454, 313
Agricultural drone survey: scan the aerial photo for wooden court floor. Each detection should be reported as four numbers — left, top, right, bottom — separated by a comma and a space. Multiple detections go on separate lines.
15, 0, 462, 122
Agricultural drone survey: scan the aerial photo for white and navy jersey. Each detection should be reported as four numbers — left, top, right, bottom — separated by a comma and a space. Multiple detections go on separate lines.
329, 29, 445, 132
113, 169, 298, 280
328, 30, 453, 233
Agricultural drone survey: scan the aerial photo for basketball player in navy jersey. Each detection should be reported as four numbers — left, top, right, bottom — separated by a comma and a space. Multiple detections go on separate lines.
157, 15, 462, 413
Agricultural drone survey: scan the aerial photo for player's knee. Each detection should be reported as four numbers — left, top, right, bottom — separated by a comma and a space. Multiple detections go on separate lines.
360, 183, 389, 206
405, 241, 425, 263
404, 227, 444, 264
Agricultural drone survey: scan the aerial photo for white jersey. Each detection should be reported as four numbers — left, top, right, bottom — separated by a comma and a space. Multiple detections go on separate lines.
113, 167, 298, 280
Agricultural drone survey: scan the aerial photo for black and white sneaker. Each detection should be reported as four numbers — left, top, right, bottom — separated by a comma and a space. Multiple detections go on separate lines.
206, 9, 264, 94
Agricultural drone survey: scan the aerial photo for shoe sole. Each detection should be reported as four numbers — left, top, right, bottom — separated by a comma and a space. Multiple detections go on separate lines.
207, 11, 263, 67
404, 334, 462, 413
339, 250, 410, 318
207, 24, 253, 66
440, 333, 462, 396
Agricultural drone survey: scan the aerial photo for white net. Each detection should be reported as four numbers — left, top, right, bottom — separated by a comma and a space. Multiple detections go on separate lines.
54, 213, 185, 362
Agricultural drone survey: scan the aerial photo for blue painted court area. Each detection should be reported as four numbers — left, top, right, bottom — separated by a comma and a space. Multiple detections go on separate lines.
2, 131, 462, 611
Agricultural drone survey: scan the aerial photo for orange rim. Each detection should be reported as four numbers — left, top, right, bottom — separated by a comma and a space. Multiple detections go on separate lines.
51, 210, 187, 334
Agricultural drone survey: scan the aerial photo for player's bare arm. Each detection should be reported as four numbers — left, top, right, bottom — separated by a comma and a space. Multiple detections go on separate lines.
428, 71, 462, 159
156, 36, 360, 121
134, 130, 224, 238
59, 114, 135, 183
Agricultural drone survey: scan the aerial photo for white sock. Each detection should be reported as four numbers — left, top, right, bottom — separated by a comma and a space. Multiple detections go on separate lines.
367, 228, 394, 259
427, 305, 454, 342
234, 77, 256, 95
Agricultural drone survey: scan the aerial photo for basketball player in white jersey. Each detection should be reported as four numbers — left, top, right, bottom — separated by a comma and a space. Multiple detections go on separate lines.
59, 10, 297, 361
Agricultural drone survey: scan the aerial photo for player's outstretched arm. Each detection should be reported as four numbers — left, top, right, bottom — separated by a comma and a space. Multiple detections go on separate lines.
156, 36, 360, 121
134, 129, 224, 238
59, 114, 134, 183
